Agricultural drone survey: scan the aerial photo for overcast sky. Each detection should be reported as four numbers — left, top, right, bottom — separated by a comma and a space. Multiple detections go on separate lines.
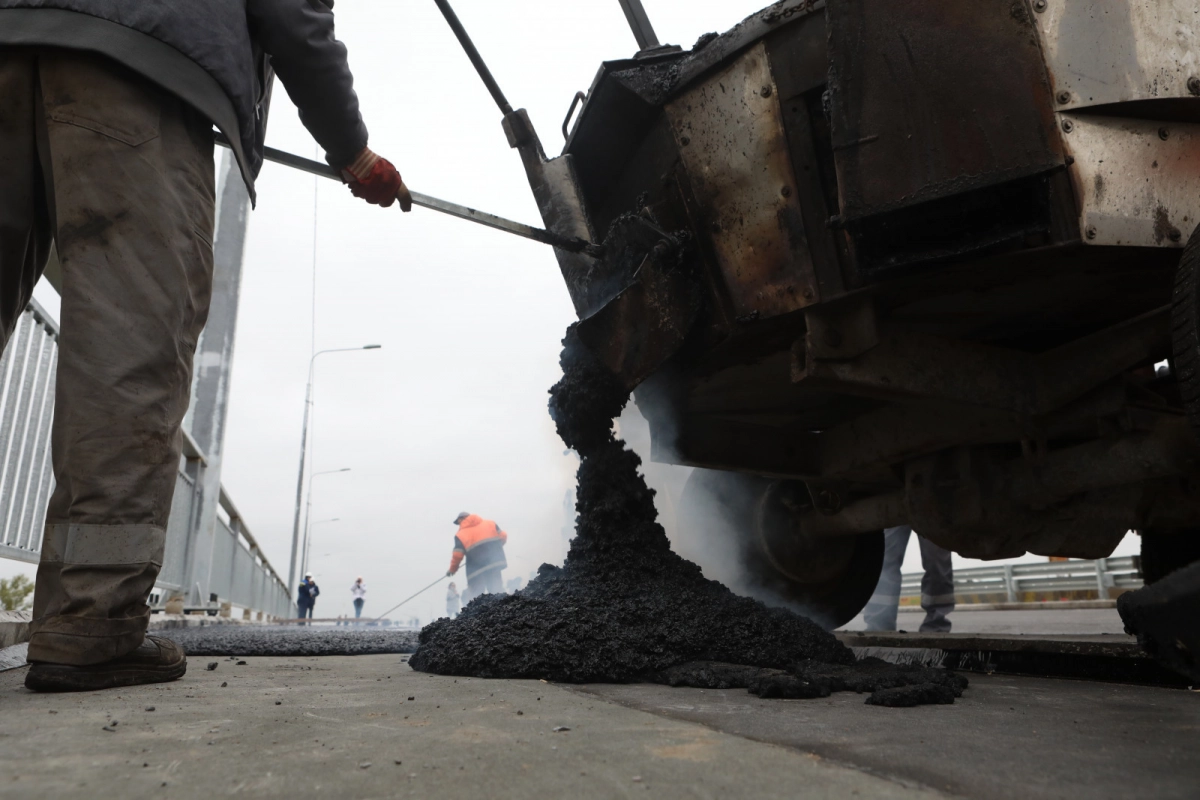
7, 0, 1137, 622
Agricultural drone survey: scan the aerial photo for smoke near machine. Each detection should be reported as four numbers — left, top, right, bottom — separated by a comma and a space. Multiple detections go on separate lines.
619, 401, 836, 621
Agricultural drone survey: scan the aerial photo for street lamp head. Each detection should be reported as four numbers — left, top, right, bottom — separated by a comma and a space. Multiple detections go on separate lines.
363, 344, 382, 350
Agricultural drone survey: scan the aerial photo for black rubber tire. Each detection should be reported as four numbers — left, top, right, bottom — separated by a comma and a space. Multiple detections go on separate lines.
1170, 224, 1200, 440
679, 469, 884, 630
1151, 225, 1200, 584
1141, 530, 1200, 584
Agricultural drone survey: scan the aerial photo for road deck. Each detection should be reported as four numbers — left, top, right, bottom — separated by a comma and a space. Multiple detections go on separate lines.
2, 653, 1197, 799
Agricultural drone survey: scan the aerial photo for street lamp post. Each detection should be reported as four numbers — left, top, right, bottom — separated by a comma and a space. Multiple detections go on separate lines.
302, 517, 341, 579
287, 346, 380, 594
300, 469, 350, 579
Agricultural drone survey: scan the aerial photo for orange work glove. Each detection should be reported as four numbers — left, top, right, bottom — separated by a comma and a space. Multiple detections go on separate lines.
341, 147, 413, 211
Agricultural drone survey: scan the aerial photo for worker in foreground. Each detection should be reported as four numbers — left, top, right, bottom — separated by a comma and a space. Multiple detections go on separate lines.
0, 0, 408, 693
447, 512, 509, 603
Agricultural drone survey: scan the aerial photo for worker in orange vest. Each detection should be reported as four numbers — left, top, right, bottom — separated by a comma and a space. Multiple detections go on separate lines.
447, 512, 508, 604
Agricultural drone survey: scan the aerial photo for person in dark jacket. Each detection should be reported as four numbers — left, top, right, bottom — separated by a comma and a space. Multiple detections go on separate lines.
447, 512, 508, 603
297, 573, 320, 624
3, 0, 408, 693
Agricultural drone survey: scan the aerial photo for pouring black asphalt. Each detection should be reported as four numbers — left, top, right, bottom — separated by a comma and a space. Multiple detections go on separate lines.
410, 327, 967, 706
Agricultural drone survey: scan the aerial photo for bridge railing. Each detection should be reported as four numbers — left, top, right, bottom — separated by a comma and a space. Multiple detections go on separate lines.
0, 300, 291, 619
901, 555, 1143, 603
0, 301, 57, 558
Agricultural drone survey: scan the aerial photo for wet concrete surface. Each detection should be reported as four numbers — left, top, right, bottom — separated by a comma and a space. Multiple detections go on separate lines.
162, 625, 419, 657
0, 655, 945, 800
574, 674, 1200, 800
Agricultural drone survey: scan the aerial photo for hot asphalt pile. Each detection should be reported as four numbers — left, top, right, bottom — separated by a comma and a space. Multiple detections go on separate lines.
411, 328, 967, 707
163, 625, 419, 658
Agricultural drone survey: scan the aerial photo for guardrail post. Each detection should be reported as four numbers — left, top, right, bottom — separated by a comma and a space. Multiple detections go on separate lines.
1095, 557, 1112, 599
1003, 564, 1017, 603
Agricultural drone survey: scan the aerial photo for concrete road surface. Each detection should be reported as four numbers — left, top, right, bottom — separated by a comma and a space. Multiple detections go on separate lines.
842, 607, 1129, 635
2, 655, 1197, 799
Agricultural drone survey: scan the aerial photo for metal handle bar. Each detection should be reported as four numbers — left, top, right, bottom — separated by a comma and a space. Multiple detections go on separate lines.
372, 574, 447, 623
432, 0, 513, 116
214, 134, 599, 255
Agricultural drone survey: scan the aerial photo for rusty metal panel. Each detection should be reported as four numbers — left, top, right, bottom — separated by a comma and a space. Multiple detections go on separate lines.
575, 217, 700, 390
666, 41, 818, 320
826, 0, 1064, 220
1033, 0, 1200, 111
1062, 113, 1200, 248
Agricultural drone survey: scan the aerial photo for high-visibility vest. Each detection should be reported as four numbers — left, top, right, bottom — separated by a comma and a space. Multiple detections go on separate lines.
449, 515, 508, 579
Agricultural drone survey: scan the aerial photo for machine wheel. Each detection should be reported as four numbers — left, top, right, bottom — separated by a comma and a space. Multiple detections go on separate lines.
679, 469, 883, 630
1158, 224, 1200, 585
1141, 529, 1200, 584
1170, 224, 1200, 440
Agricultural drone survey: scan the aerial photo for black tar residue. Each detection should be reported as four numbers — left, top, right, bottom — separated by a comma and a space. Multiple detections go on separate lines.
1119, 560, 1200, 683
164, 625, 418, 658
410, 328, 966, 706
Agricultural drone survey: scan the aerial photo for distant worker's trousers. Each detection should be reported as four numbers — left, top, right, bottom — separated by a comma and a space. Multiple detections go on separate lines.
0, 48, 215, 665
863, 526, 956, 633
464, 569, 504, 604
353, 598, 364, 618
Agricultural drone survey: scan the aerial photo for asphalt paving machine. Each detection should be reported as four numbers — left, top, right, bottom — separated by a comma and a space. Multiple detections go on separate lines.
438, 0, 1200, 634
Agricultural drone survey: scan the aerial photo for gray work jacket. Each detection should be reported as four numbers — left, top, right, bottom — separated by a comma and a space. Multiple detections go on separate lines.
0, 0, 369, 203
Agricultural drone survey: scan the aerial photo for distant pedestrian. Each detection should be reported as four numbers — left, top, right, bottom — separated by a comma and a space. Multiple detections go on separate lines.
446, 512, 508, 603
351, 577, 366, 622
446, 582, 461, 618
297, 573, 320, 624
863, 526, 955, 633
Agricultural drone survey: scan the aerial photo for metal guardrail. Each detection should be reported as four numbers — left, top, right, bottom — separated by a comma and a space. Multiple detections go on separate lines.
0, 300, 57, 559
0, 301, 291, 619
901, 556, 1143, 602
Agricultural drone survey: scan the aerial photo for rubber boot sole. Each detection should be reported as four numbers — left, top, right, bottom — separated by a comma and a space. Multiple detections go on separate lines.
24, 656, 187, 693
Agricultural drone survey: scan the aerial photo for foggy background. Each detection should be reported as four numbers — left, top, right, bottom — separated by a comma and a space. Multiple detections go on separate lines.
4, 0, 1138, 624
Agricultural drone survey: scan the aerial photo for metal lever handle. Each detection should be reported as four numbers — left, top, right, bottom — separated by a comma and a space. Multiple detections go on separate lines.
432, 0, 513, 116
214, 133, 600, 255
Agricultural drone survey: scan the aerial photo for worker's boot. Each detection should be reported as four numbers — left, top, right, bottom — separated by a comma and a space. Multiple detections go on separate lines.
24, 635, 186, 693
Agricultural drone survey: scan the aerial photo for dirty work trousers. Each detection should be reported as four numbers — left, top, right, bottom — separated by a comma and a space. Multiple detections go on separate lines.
464, 569, 504, 604
0, 49, 215, 665
863, 526, 956, 633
